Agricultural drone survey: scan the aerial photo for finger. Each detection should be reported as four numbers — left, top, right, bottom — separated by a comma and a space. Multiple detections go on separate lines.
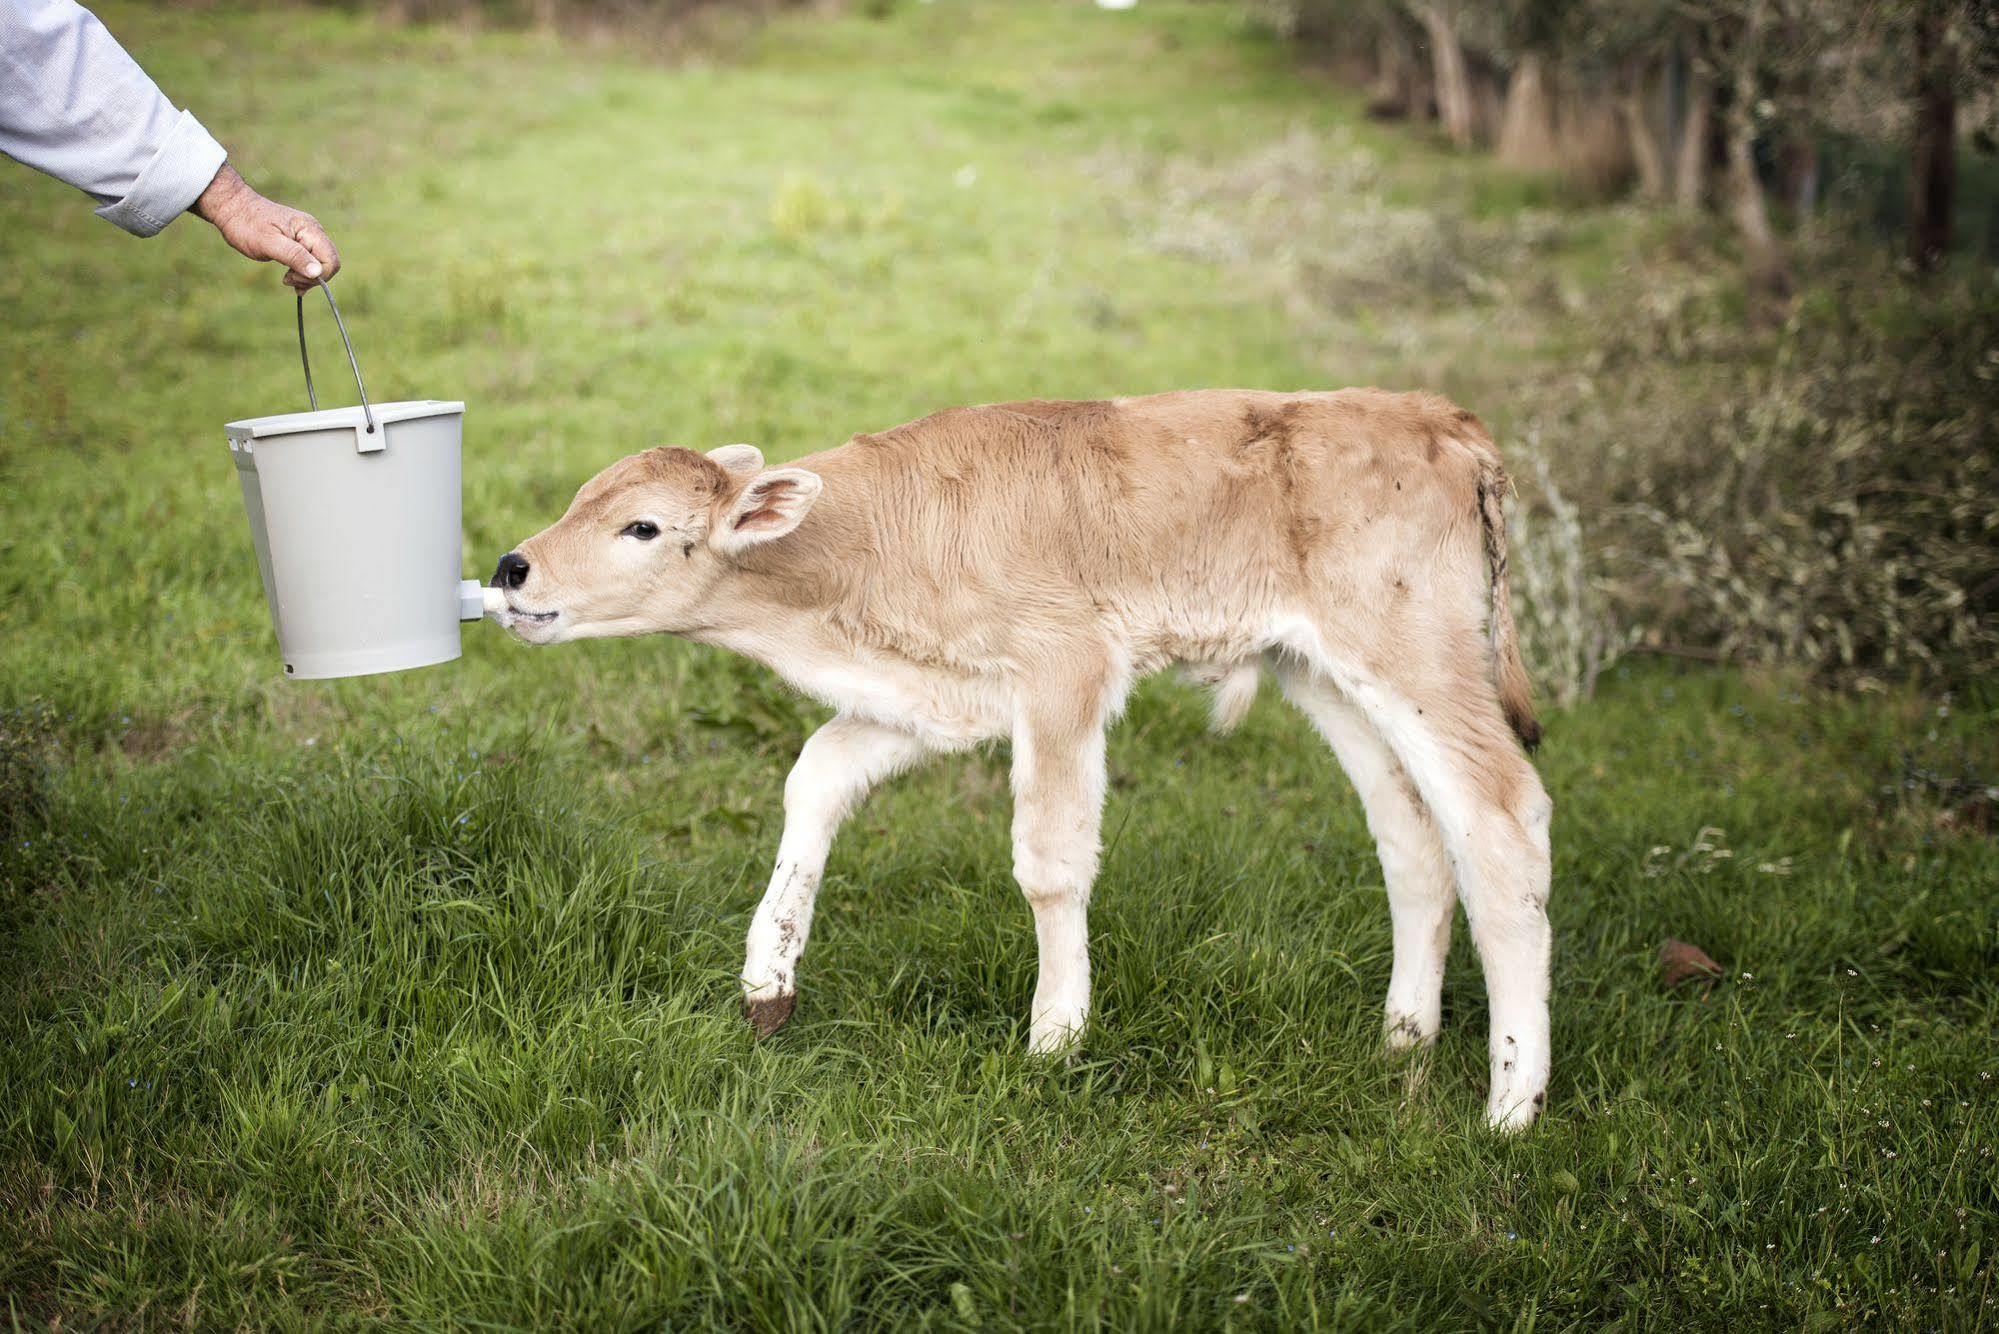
284, 269, 315, 292
291, 216, 340, 281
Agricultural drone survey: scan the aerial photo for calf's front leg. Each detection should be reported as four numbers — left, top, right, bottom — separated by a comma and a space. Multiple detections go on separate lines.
1009, 697, 1108, 1055
742, 715, 932, 1036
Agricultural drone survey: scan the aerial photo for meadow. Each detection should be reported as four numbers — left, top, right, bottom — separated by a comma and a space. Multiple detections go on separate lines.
2, 2, 1995, 1326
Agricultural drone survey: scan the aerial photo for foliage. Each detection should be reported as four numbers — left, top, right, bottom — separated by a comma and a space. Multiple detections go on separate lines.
1506, 435, 1634, 706
1604, 266, 1999, 683
1502, 247, 1999, 689
0, 706, 54, 848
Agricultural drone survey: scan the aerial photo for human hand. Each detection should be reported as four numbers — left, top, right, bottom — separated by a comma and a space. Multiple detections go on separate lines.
192, 165, 340, 292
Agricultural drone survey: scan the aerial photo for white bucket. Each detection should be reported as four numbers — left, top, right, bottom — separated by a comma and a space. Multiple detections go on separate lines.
225, 285, 487, 680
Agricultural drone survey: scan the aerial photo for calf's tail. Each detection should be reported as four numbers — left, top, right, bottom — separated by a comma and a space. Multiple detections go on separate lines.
1475, 460, 1542, 752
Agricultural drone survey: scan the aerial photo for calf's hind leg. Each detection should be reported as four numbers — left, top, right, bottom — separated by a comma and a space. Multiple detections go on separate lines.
1340, 673, 1554, 1131
1278, 666, 1456, 1055
741, 715, 933, 1036
1281, 623, 1554, 1129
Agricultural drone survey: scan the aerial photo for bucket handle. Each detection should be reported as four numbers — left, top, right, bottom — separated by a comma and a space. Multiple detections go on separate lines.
297, 278, 378, 446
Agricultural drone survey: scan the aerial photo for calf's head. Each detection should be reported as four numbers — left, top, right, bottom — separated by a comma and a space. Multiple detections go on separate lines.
491, 443, 821, 643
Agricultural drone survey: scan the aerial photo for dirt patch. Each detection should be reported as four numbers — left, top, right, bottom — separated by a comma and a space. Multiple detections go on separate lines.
117, 710, 205, 763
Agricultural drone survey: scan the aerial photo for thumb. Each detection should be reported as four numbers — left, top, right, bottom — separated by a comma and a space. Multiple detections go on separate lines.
269, 233, 325, 281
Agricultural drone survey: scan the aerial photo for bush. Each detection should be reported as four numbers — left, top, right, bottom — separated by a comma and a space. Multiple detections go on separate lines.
1599, 268, 1999, 696
1497, 245, 1997, 699
1507, 433, 1634, 705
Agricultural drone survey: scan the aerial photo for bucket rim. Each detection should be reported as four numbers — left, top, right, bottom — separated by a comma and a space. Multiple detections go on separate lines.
225, 399, 464, 441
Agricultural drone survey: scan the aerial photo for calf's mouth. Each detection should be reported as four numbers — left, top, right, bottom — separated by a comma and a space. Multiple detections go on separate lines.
493, 599, 560, 638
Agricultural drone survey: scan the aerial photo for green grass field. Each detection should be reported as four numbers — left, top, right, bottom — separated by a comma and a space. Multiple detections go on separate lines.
3, 2, 1995, 1327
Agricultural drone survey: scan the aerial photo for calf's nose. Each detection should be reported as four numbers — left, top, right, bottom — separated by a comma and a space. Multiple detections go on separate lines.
494, 551, 530, 590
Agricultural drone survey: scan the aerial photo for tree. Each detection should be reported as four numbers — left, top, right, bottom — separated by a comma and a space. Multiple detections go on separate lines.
1825, 0, 1997, 269
1497, 49, 1562, 168
1909, 0, 1956, 267
1413, 2, 1480, 147
1365, 7, 1437, 122
1509, 0, 1693, 198
1496, 0, 1572, 170
1673, 47, 1712, 209
1674, 0, 1799, 295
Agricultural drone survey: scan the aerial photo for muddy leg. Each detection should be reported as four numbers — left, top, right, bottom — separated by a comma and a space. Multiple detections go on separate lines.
1284, 642, 1553, 1131
742, 715, 932, 1035
1351, 684, 1552, 1130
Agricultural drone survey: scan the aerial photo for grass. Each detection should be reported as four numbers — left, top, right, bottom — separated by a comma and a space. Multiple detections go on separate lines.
1, 1, 1995, 1326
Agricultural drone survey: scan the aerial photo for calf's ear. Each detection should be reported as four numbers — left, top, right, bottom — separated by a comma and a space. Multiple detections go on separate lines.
715, 468, 822, 556
708, 443, 764, 476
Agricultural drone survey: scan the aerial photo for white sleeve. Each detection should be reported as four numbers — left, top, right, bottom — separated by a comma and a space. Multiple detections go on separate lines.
0, 0, 227, 236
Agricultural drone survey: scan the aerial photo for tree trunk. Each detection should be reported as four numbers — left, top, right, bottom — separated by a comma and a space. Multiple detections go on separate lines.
1560, 91, 1631, 194
1367, 27, 1429, 121
1674, 67, 1711, 210
1367, 31, 1404, 116
1499, 51, 1561, 169
1910, 0, 1957, 270
1620, 62, 1668, 201
1470, 55, 1505, 146
1417, 5, 1476, 149
1770, 8, 1819, 221
1724, 113, 1786, 291
1719, 0, 1789, 295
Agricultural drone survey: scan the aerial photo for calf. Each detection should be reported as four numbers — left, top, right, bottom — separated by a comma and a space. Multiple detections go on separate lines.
493, 389, 1554, 1129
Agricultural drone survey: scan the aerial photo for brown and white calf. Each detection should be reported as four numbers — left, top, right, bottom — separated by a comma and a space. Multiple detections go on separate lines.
493, 388, 1554, 1129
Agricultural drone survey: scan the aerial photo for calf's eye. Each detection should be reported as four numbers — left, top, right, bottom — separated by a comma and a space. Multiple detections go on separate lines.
622, 521, 660, 541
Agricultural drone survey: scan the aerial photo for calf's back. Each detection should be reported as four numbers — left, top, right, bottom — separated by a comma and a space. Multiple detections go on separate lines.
753, 387, 1497, 682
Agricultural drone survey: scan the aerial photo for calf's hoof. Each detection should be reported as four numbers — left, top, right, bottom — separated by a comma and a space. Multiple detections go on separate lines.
1382, 1012, 1437, 1055
1027, 1011, 1086, 1057
743, 990, 796, 1039
1485, 1033, 1549, 1132
1485, 1087, 1546, 1134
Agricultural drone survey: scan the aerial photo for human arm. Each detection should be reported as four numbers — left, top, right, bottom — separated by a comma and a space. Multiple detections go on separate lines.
1, 0, 337, 286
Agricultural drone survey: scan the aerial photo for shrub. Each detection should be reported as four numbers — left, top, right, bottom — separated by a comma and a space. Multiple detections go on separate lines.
1595, 262, 1999, 687
1507, 433, 1634, 706
0, 702, 60, 893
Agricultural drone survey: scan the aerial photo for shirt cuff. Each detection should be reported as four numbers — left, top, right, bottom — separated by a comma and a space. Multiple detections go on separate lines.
92, 110, 227, 238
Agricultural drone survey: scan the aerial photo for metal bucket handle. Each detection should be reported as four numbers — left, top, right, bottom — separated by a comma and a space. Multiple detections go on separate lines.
297, 278, 377, 441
